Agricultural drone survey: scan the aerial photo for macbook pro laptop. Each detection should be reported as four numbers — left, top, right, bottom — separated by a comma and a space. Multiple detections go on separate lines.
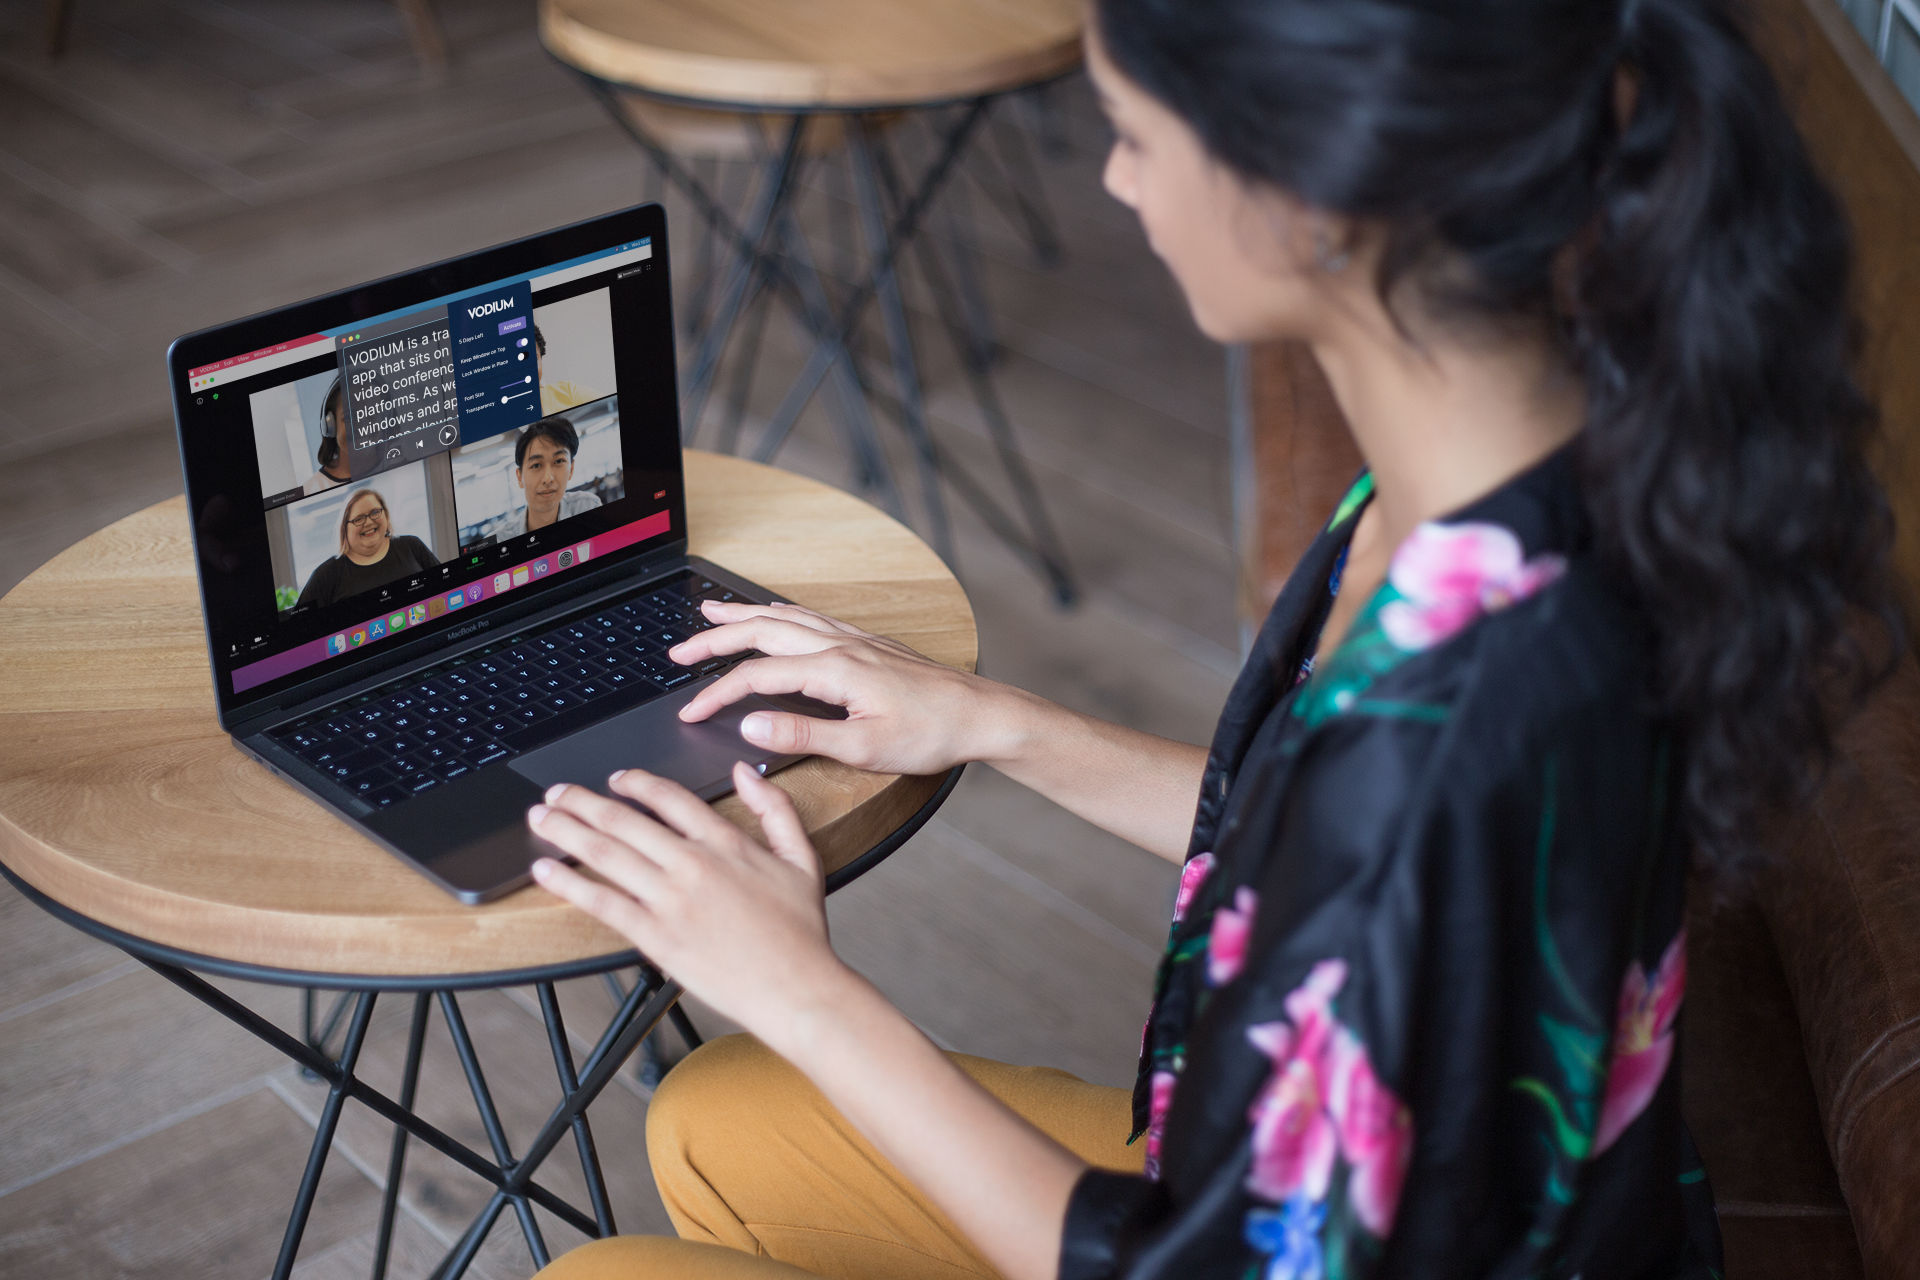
168, 203, 830, 903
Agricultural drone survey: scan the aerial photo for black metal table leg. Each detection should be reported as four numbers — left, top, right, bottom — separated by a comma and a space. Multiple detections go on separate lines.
748, 98, 989, 463
870, 134, 1077, 603
846, 113, 955, 565
275, 990, 378, 1280
371, 992, 431, 1280
537, 983, 618, 1236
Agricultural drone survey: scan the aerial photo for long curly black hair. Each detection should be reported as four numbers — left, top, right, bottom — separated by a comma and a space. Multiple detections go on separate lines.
1096, 0, 1903, 864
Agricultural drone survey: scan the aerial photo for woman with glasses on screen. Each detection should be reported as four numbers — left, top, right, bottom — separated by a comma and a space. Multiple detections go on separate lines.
294, 487, 440, 609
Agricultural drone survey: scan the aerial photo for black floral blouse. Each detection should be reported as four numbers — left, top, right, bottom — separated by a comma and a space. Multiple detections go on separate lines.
1060, 450, 1722, 1280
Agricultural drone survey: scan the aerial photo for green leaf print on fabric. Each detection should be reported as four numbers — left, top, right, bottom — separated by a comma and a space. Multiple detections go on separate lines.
1509, 754, 1604, 1231
1327, 473, 1376, 532
1292, 584, 1423, 730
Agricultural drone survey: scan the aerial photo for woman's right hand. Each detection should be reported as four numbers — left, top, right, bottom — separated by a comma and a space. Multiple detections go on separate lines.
670, 600, 1031, 777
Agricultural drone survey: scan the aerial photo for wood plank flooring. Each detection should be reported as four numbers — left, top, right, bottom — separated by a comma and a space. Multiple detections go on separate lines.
0, 2, 1236, 1275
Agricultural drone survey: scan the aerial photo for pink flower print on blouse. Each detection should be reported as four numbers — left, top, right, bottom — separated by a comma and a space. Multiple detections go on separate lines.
1245, 1022, 1339, 1204
1246, 960, 1414, 1238
1173, 852, 1216, 924
1593, 929, 1686, 1155
1326, 1028, 1414, 1235
1144, 1069, 1177, 1180
1207, 886, 1257, 986
1376, 521, 1568, 653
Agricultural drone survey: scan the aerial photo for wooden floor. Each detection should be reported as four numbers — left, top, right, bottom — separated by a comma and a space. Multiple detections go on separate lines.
0, 2, 1236, 1276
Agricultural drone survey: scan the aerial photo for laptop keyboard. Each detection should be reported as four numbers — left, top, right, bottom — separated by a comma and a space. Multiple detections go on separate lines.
267, 570, 756, 810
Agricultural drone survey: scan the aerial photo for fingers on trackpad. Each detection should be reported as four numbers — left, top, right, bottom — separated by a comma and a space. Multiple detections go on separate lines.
507, 684, 787, 798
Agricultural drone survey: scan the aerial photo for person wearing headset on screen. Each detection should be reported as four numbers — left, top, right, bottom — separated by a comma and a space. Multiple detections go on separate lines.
301, 377, 352, 496
492, 416, 601, 540
294, 488, 441, 609
535, 325, 589, 415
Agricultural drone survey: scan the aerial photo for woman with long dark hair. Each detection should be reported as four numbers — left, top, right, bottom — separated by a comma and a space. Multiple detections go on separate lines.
530, 1, 1899, 1276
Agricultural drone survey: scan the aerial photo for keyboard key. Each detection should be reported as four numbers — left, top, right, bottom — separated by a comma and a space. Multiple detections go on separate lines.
408, 774, 441, 795
513, 704, 554, 726
471, 743, 512, 766
325, 748, 383, 780
436, 761, 472, 782
364, 784, 408, 809
657, 669, 696, 690
484, 717, 516, 737
349, 766, 395, 796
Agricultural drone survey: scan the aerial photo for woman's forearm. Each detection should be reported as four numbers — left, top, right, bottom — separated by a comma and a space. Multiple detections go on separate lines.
764, 962, 1088, 1280
977, 683, 1208, 863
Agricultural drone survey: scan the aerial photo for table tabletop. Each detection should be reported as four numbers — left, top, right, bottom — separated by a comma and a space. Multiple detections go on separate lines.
0, 451, 975, 979
539, 0, 1082, 110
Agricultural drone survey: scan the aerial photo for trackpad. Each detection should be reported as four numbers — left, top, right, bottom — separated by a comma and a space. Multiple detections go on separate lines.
508, 682, 787, 800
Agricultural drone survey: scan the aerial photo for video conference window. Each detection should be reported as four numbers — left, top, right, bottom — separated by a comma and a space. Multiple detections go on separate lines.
267, 455, 459, 613
243, 279, 630, 620
452, 396, 626, 548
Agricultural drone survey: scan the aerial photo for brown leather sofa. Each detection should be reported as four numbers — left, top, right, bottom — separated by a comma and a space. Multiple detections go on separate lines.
1232, 4, 1920, 1271
1684, 657, 1920, 1278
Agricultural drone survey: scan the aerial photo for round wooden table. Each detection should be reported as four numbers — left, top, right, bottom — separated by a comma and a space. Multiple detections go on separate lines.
0, 451, 975, 1279
0, 449, 975, 981
541, 0, 1082, 112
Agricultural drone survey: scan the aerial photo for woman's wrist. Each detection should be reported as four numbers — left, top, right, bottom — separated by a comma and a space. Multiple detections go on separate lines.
964, 679, 1070, 774
754, 954, 893, 1070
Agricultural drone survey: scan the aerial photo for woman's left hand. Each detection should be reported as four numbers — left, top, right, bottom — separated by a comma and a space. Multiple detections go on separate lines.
527, 762, 845, 1035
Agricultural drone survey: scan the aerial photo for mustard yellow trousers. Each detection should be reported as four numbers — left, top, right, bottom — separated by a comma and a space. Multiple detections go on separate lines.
534, 1034, 1143, 1280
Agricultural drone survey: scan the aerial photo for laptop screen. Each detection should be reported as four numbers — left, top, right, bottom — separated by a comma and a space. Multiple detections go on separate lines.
169, 204, 686, 722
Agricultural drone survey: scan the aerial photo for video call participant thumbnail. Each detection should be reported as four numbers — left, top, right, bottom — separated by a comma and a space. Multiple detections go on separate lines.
295, 488, 441, 609
305, 377, 351, 496
492, 416, 601, 540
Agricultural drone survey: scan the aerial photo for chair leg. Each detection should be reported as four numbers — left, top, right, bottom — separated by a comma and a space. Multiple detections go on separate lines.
394, 0, 449, 75
42, 0, 74, 59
